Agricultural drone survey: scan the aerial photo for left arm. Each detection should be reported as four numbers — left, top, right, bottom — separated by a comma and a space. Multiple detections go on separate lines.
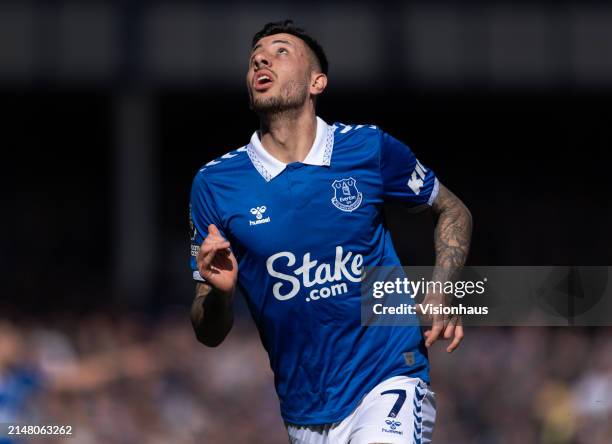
422, 182, 472, 352
431, 183, 472, 283
375, 129, 472, 350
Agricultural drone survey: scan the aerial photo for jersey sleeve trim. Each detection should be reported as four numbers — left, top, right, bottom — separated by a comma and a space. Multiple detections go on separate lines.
427, 177, 440, 206
193, 270, 206, 282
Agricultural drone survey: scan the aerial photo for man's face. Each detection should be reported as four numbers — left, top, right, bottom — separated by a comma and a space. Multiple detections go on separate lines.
246, 33, 315, 114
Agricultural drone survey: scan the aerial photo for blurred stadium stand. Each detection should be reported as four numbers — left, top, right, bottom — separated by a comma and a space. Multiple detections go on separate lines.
2, 1, 612, 443
1, 1, 612, 88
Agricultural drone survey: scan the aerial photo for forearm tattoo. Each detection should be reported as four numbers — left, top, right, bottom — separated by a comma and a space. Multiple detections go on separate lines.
431, 184, 472, 284
191, 282, 213, 324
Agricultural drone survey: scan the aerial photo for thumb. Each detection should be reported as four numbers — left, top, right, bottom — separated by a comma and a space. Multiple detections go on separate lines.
208, 224, 221, 237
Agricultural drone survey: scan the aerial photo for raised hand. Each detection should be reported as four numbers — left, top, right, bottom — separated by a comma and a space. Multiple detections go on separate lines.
196, 224, 238, 296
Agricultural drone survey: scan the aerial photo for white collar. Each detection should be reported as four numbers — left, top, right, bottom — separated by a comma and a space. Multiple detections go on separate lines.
247, 116, 335, 182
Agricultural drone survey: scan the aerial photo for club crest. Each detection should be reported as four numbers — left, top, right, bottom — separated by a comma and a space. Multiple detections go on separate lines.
331, 177, 363, 212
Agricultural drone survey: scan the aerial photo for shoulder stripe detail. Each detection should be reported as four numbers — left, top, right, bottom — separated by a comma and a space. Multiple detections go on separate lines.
199, 145, 248, 173
333, 123, 378, 134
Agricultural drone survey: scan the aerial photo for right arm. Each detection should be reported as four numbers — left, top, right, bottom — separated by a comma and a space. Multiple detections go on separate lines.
191, 282, 234, 347
190, 224, 238, 347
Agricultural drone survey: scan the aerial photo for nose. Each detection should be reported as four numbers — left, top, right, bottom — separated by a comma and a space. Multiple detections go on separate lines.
253, 51, 270, 70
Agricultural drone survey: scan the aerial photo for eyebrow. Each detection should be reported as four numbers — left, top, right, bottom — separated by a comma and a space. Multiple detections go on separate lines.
251, 39, 294, 53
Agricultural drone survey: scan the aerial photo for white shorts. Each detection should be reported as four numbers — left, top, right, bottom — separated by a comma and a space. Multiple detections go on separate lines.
286, 376, 436, 444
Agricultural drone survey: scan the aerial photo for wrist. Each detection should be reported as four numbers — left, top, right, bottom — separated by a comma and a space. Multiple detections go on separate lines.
212, 284, 235, 302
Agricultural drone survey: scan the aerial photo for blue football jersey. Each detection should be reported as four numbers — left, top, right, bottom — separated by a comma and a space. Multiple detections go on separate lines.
189, 117, 439, 425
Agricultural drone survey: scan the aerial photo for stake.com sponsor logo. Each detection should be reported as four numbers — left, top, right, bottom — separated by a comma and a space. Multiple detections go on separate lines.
266, 246, 363, 302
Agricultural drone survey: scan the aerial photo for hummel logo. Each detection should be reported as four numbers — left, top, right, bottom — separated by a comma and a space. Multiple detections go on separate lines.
250, 206, 267, 219
385, 419, 402, 430
249, 206, 271, 226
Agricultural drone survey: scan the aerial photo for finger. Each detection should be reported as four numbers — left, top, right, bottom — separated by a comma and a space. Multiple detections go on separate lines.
443, 316, 458, 339
208, 224, 224, 240
198, 240, 230, 260
204, 239, 230, 251
199, 248, 218, 271
446, 323, 464, 353
425, 317, 444, 348
199, 242, 230, 270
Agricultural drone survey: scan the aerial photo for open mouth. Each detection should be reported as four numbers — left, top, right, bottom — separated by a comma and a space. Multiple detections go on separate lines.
254, 71, 274, 91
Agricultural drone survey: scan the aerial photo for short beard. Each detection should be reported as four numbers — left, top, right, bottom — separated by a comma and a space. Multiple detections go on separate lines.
249, 79, 310, 117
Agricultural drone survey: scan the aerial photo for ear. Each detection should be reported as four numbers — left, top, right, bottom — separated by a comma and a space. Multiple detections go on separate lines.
309, 72, 327, 97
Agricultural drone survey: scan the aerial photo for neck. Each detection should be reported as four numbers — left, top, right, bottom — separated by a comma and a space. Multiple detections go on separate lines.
258, 104, 317, 164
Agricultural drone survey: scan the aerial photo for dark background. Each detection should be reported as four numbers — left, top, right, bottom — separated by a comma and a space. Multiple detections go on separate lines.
3, 1, 611, 312
6, 90, 611, 312
2, 2, 612, 443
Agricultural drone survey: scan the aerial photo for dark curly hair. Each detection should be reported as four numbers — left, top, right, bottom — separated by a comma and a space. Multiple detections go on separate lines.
251, 20, 329, 75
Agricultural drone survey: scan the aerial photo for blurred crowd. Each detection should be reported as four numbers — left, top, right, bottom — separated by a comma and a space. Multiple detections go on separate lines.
0, 311, 283, 444
1, 311, 610, 444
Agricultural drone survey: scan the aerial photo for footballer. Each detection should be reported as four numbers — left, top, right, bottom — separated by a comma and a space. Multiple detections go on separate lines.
189, 20, 472, 444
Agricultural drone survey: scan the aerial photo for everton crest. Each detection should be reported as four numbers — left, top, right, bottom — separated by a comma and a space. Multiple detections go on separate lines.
331, 177, 363, 212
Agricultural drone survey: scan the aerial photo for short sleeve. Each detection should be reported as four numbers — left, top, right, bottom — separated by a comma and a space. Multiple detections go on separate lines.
379, 131, 439, 208
189, 172, 227, 282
